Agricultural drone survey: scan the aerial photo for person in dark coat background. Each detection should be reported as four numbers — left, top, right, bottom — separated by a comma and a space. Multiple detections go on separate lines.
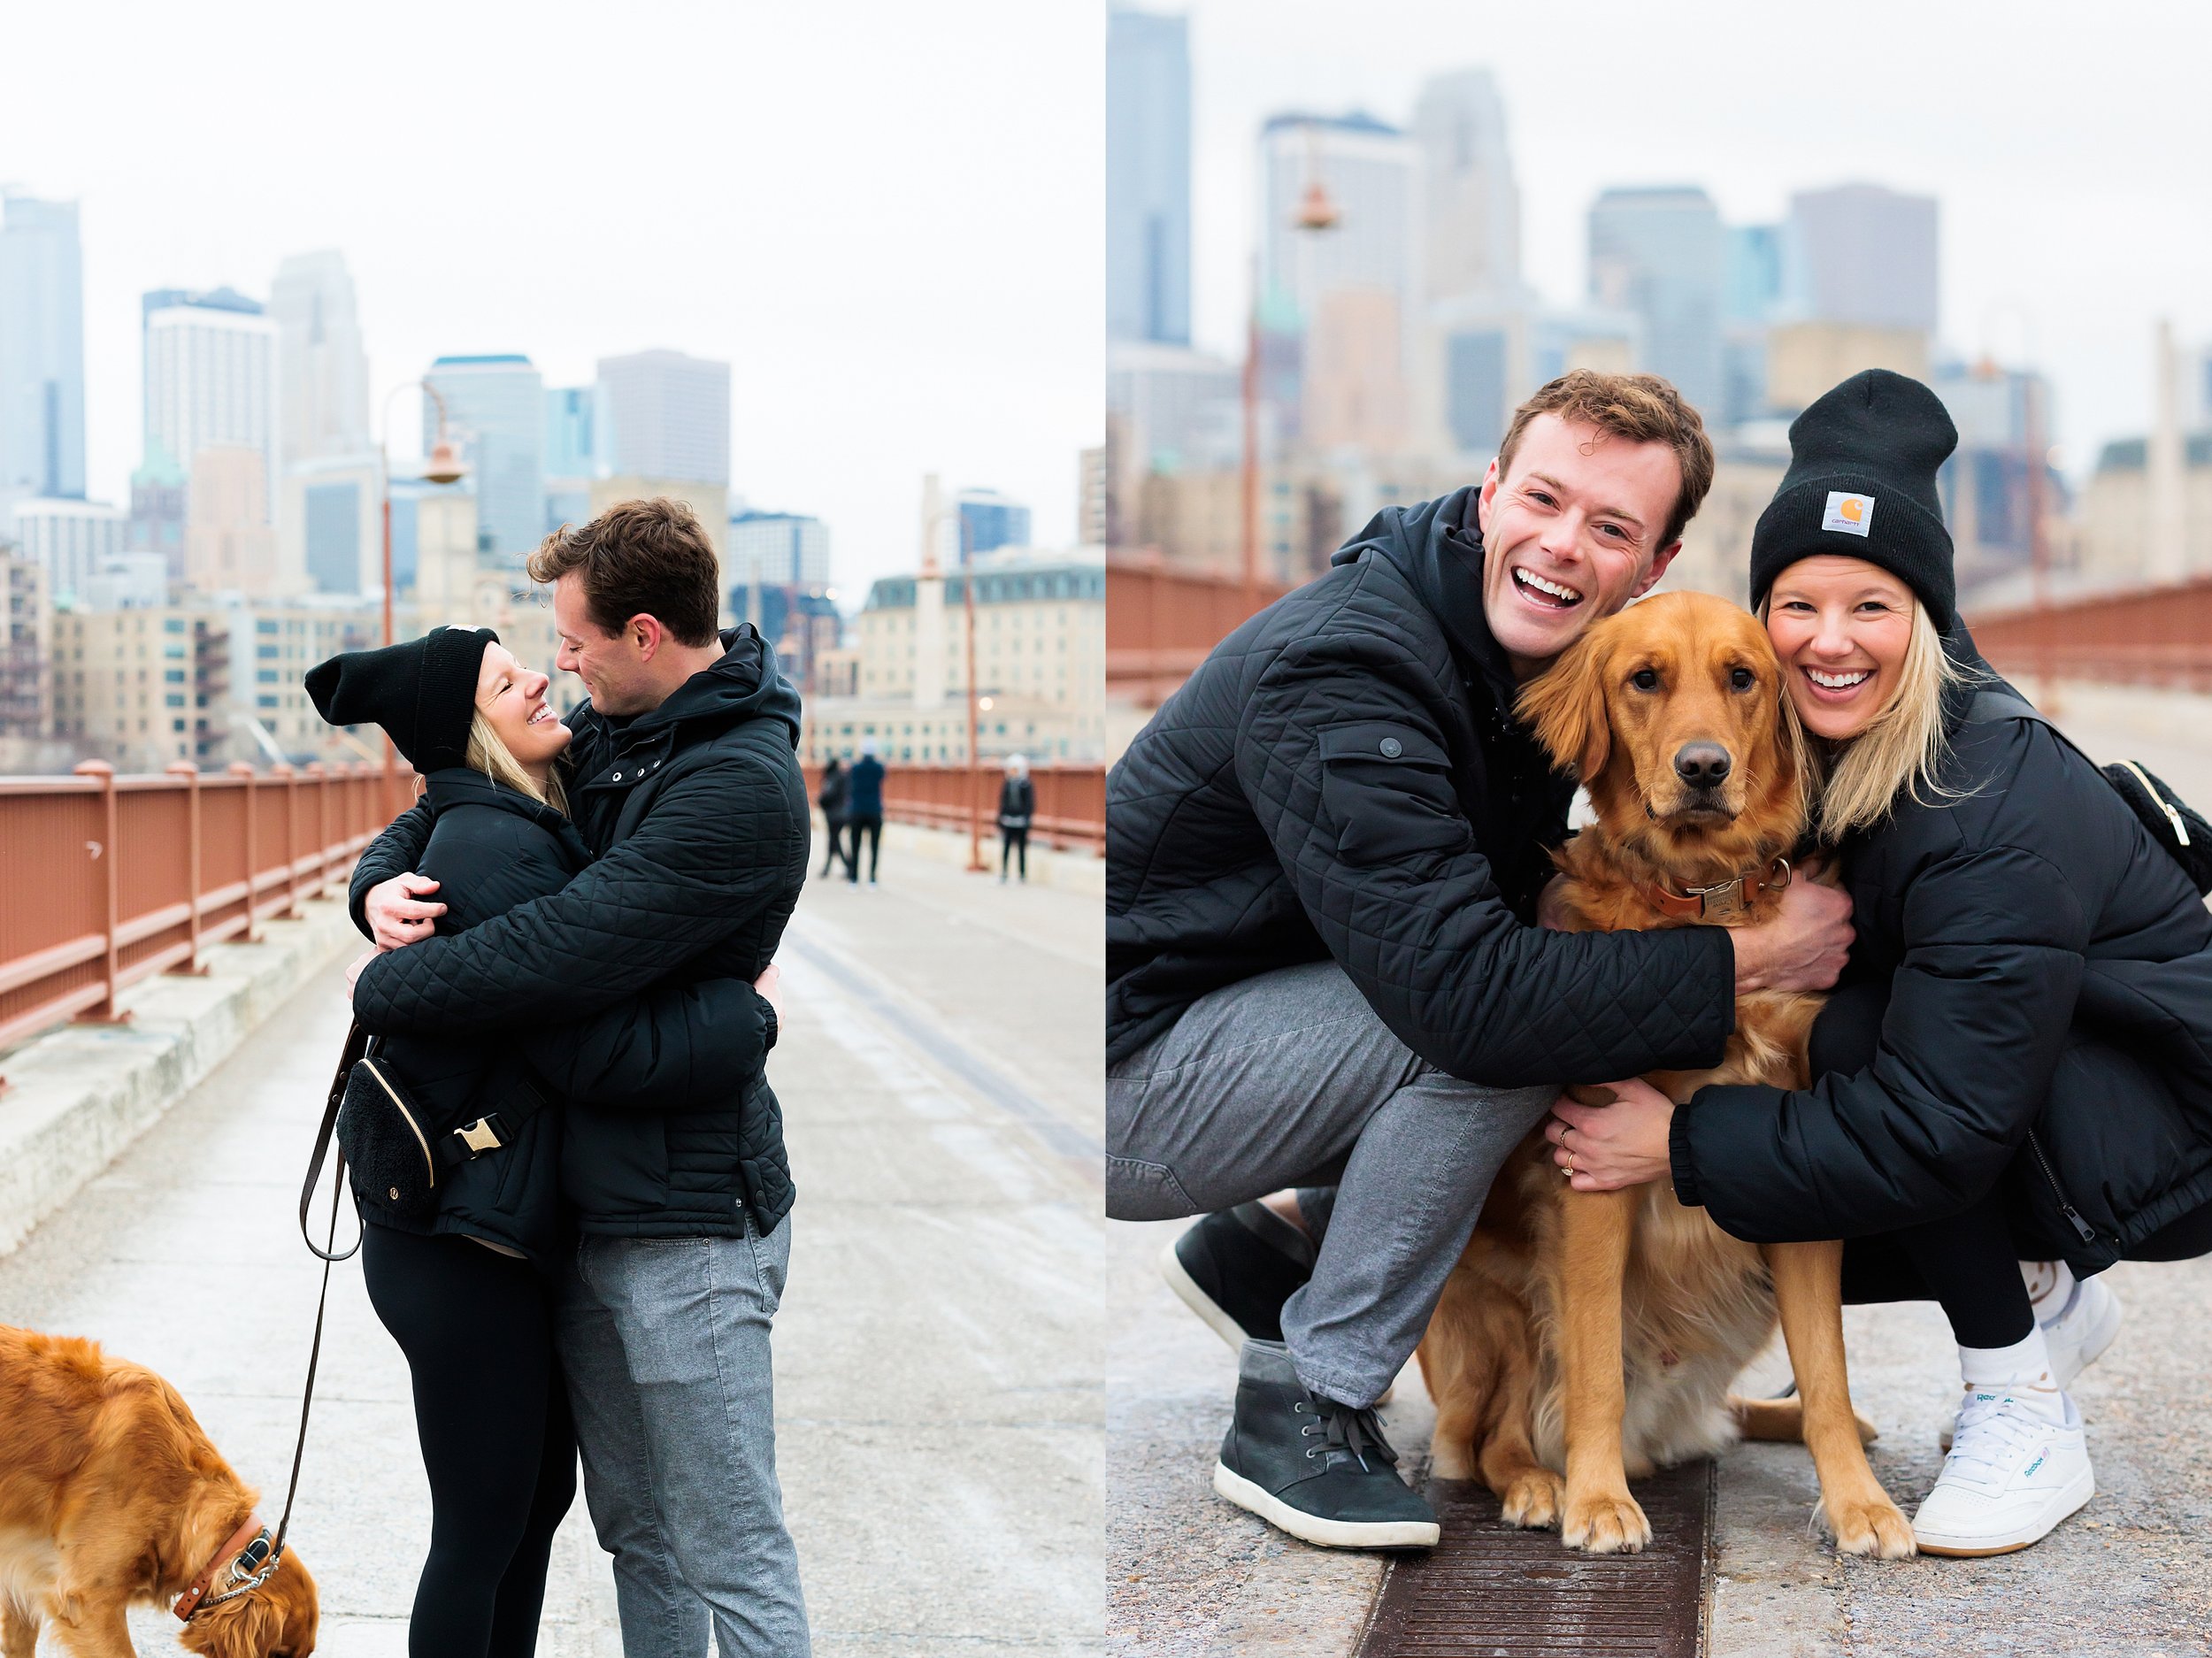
997, 753, 1035, 882
308, 626, 776, 1658
846, 740, 885, 885
816, 755, 851, 879
1107, 372, 1858, 1550
1549, 371, 2212, 1559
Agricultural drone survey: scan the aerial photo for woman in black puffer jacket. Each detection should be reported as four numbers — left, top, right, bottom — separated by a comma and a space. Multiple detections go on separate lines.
307, 627, 774, 1658
1548, 372, 2212, 1560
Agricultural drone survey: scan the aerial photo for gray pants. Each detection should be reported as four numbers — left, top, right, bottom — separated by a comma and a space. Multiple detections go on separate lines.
1108, 961, 1555, 1408
559, 1223, 810, 1658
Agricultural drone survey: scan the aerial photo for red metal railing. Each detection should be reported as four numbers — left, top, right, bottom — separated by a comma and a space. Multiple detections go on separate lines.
0, 761, 409, 1067
1968, 575, 2212, 693
1107, 556, 1289, 706
803, 764, 1104, 855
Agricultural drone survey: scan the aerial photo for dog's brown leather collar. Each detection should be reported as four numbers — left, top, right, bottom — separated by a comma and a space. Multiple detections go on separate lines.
173, 1514, 267, 1622
1645, 856, 1793, 921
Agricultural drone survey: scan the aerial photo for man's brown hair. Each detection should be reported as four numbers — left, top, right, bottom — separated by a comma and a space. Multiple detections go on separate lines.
1495, 370, 1715, 549
528, 496, 722, 647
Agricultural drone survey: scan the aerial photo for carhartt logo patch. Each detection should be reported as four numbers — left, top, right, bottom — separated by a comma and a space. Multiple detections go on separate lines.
1823, 491, 1874, 536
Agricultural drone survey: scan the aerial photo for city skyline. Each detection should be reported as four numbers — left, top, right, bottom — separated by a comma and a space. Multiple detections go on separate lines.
1176, 0, 2212, 483
1, 0, 1102, 603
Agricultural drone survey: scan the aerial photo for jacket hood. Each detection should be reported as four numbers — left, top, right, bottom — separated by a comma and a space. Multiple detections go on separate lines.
608, 623, 803, 750
1332, 486, 1517, 703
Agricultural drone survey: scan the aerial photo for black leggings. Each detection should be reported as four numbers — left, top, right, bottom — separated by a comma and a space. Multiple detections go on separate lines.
1814, 983, 2212, 1347
1001, 825, 1028, 879
818, 817, 847, 877
363, 1224, 576, 1658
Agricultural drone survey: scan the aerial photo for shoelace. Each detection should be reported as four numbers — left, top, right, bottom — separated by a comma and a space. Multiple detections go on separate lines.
1302, 1397, 1399, 1472
1943, 1393, 2052, 1488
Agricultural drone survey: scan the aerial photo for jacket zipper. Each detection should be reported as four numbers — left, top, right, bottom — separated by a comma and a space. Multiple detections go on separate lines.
2025, 1129, 2097, 1245
2118, 759, 2190, 847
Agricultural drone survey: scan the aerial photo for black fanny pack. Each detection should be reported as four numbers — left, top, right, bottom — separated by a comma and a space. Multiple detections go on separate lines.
1972, 690, 2212, 896
339, 1047, 546, 1220
300, 1021, 548, 1247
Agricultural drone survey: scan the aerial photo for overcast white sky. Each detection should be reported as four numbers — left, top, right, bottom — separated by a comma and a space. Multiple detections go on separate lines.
4, 0, 1102, 603
1184, 0, 2212, 482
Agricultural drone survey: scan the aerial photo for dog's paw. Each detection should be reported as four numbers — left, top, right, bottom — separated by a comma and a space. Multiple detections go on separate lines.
1823, 1493, 1916, 1560
1499, 1468, 1564, 1530
1562, 1490, 1651, 1554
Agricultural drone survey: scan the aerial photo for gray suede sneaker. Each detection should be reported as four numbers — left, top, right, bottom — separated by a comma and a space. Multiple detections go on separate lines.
1212, 1339, 1439, 1550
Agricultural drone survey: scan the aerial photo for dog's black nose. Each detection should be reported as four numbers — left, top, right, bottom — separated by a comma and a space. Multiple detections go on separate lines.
1674, 742, 1732, 787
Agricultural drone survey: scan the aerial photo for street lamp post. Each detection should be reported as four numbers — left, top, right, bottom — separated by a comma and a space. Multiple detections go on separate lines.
1240, 137, 1341, 620
376, 381, 466, 810
958, 510, 987, 873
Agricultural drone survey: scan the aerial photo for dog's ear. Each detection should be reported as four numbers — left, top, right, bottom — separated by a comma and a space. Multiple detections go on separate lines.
1517, 633, 1611, 782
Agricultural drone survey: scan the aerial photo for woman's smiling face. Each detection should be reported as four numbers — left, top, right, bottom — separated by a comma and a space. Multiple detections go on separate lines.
475, 643, 571, 768
1764, 556, 1916, 741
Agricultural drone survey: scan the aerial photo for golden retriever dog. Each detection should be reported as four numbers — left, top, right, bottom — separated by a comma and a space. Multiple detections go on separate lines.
1416, 590, 1914, 1559
0, 1324, 319, 1657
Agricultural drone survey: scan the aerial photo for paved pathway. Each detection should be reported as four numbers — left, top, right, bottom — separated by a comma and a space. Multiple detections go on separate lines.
1108, 687, 2212, 1656
1, 835, 1102, 1656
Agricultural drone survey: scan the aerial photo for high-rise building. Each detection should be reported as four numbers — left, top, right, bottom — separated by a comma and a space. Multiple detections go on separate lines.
728, 508, 829, 591
1, 549, 51, 739
0, 194, 88, 518
186, 449, 279, 595
1412, 70, 1519, 305
144, 296, 280, 525
1787, 184, 1938, 335
1260, 113, 1420, 452
269, 251, 370, 465
281, 453, 382, 595
1106, 5, 1192, 346
934, 487, 1032, 565
544, 385, 597, 477
595, 349, 730, 487
9, 496, 128, 604
1588, 186, 1725, 415
542, 385, 598, 532
424, 355, 543, 560
1079, 445, 1108, 547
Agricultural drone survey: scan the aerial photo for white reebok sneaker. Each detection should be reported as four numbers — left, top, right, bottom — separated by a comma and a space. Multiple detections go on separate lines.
1938, 1278, 2123, 1452
1913, 1390, 2094, 1556
2044, 1273, 2122, 1390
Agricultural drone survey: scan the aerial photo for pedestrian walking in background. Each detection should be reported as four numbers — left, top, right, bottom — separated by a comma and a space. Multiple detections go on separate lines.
997, 755, 1035, 883
847, 741, 885, 886
817, 756, 851, 879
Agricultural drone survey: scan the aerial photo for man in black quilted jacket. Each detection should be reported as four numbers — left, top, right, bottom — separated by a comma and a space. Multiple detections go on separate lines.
1108, 372, 1856, 1550
349, 498, 813, 1652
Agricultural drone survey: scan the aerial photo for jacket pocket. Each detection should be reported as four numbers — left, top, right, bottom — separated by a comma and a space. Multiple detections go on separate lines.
1317, 721, 1469, 867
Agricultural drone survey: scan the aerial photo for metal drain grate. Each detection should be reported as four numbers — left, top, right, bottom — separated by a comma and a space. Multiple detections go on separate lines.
1355, 1461, 1714, 1657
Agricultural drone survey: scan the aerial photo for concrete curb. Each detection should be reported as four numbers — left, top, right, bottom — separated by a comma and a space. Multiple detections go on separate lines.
0, 896, 364, 1259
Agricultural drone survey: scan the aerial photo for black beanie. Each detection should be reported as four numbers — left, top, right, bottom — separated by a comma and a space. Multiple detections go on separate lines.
1747, 369, 1959, 631
304, 626, 498, 773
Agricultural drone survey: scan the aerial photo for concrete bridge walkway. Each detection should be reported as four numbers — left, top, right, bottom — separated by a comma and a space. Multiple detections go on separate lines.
0, 833, 1103, 1657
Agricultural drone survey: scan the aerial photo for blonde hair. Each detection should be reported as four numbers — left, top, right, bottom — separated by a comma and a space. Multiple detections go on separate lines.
1789, 600, 1973, 840
465, 711, 569, 815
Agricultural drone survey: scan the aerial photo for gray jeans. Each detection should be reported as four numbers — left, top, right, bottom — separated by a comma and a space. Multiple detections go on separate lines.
1108, 961, 1555, 1408
558, 1222, 810, 1658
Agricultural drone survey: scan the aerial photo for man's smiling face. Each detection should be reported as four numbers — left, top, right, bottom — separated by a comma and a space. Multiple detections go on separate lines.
1475, 412, 1686, 679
